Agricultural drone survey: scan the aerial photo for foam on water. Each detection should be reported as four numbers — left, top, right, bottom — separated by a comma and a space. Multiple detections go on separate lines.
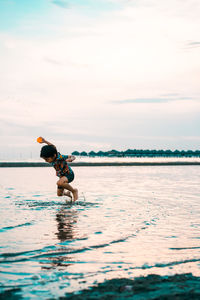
0, 166, 200, 298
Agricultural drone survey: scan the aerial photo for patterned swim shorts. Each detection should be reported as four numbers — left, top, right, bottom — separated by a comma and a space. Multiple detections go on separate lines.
64, 171, 74, 183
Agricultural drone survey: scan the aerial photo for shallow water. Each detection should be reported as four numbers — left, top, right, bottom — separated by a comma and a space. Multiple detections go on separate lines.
0, 166, 200, 299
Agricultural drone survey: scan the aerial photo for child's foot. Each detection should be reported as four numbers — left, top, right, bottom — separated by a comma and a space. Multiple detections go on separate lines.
64, 191, 72, 199
72, 189, 78, 201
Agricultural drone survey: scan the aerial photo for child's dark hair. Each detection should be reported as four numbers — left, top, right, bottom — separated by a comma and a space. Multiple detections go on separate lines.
40, 145, 57, 158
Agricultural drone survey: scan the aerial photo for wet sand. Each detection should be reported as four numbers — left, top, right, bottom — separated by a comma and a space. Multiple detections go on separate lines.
1, 273, 200, 299
63, 273, 200, 299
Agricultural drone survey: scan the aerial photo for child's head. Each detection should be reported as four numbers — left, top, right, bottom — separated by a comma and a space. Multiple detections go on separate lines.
40, 145, 57, 163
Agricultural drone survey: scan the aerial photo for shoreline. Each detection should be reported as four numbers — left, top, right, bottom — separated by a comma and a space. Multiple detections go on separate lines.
0, 162, 200, 167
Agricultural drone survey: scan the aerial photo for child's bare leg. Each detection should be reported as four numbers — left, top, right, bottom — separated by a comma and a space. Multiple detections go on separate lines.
57, 177, 78, 201
63, 191, 72, 199
57, 187, 72, 198
57, 187, 64, 197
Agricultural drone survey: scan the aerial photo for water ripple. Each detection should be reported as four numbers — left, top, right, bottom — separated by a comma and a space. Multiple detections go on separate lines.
0, 222, 33, 233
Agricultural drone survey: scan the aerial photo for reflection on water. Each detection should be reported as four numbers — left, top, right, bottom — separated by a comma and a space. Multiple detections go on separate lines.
0, 166, 200, 298
55, 206, 79, 242
39, 206, 80, 271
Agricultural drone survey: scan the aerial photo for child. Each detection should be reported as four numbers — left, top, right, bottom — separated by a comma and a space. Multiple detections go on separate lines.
39, 137, 78, 201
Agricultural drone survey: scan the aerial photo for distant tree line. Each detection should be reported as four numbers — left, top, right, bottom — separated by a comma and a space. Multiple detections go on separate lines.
72, 149, 200, 157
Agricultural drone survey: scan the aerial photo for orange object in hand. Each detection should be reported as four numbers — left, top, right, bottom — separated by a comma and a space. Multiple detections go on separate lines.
37, 137, 43, 143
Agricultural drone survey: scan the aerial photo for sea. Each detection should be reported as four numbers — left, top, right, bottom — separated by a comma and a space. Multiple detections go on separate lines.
0, 157, 200, 299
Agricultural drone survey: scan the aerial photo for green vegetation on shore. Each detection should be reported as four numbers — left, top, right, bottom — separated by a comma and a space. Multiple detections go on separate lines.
72, 149, 200, 157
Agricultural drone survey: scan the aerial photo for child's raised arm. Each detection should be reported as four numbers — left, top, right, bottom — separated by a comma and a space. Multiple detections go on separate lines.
65, 155, 76, 162
37, 137, 56, 149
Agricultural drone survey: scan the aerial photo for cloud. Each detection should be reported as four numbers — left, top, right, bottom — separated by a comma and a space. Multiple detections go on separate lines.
50, 0, 120, 12
43, 57, 89, 68
51, 0, 69, 9
43, 57, 64, 66
185, 41, 200, 49
112, 96, 193, 104
160, 93, 179, 97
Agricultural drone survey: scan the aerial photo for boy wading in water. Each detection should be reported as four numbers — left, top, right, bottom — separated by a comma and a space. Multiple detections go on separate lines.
38, 137, 78, 201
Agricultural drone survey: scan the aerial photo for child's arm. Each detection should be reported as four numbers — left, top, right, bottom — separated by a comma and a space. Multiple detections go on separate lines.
38, 137, 56, 148
65, 155, 76, 162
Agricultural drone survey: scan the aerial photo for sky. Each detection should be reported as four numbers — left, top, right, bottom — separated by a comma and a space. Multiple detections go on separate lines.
0, 0, 200, 160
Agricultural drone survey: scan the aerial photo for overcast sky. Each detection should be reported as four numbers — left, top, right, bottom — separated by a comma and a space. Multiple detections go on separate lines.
0, 0, 200, 159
